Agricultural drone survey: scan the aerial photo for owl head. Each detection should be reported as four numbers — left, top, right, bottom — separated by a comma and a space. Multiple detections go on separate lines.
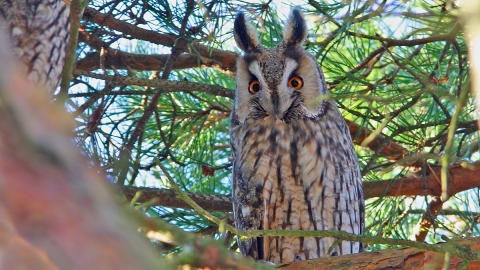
233, 9, 329, 125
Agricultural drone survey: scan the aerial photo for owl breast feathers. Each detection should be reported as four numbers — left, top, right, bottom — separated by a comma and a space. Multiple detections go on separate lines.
230, 9, 365, 264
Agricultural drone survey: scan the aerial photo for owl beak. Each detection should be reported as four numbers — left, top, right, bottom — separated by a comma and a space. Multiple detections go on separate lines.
271, 90, 280, 116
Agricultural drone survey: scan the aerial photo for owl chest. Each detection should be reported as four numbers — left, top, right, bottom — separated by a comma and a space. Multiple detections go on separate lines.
232, 119, 338, 225
231, 117, 362, 262
232, 119, 335, 186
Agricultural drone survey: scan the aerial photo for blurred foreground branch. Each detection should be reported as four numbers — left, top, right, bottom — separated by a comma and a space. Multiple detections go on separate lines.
0, 30, 157, 269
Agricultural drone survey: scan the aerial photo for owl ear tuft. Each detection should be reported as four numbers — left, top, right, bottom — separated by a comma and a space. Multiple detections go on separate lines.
284, 9, 307, 48
234, 12, 259, 52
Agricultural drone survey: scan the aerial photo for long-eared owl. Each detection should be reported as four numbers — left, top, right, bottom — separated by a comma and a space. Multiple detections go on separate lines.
230, 9, 365, 264
0, 0, 70, 94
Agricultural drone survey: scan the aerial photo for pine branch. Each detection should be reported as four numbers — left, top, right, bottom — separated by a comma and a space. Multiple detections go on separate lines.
82, 7, 238, 72
72, 69, 235, 98
121, 161, 480, 212
440, 62, 472, 201
72, 70, 472, 168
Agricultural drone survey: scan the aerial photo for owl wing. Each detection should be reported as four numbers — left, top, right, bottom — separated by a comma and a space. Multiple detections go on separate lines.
300, 106, 365, 255
232, 164, 265, 260
230, 112, 265, 260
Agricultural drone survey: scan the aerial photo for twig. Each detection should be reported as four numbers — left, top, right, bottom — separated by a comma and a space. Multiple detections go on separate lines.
114, 0, 196, 185
72, 70, 235, 98
59, 0, 90, 99
154, 158, 241, 235
440, 77, 471, 201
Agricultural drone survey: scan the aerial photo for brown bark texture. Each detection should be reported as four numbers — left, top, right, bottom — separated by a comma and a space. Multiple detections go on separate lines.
121, 162, 480, 212
279, 238, 480, 270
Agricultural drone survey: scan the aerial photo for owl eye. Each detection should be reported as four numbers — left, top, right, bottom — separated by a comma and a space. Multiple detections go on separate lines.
248, 80, 262, 94
288, 76, 303, 90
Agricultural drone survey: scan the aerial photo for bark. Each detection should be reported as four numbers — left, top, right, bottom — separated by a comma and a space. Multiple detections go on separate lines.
278, 237, 480, 270
363, 163, 480, 198
121, 162, 480, 211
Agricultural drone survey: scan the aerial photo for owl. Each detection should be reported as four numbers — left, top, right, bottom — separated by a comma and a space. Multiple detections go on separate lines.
230, 9, 365, 264
0, 0, 70, 94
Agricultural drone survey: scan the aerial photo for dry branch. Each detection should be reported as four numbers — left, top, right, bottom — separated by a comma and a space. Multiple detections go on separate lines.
82, 7, 238, 72
76, 50, 218, 72
121, 186, 233, 212
77, 29, 231, 72
73, 69, 235, 98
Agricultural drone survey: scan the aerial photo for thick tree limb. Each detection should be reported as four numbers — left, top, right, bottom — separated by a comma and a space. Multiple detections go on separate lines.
121, 162, 480, 212
278, 237, 480, 270
363, 163, 480, 198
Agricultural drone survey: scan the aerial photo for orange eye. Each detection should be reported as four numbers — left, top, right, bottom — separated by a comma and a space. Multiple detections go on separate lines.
288, 76, 303, 90
248, 80, 262, 94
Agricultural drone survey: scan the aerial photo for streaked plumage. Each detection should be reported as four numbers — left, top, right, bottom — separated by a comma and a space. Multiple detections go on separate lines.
230, 9, 364, 264
0, 0, 70, 94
